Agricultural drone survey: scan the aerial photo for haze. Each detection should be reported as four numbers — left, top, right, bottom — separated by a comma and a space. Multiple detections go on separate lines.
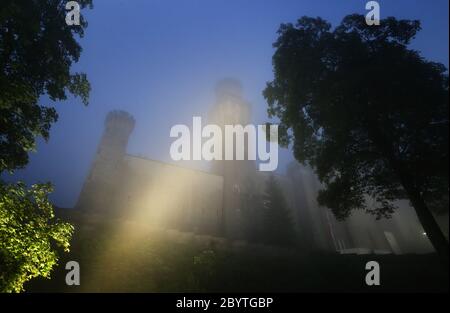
4, 0, 449, 208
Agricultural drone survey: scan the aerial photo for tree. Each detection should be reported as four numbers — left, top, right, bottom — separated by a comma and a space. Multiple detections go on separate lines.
263, 15, 448, 262
261, 175, 296, 247
0, 182, 74, 292
0, 0, 92, 173
0, 0, 93, 291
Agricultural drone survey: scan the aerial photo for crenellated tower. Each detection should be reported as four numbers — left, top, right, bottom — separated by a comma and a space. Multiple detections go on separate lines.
76, 110, 135, 212
209, 78, 257, 238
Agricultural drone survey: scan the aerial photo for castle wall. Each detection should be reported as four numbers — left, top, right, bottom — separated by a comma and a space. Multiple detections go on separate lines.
113, 155, 224, 234
76, 103, 441, 255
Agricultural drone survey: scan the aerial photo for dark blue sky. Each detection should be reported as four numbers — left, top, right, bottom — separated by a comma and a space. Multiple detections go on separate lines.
5, 0, 449, 207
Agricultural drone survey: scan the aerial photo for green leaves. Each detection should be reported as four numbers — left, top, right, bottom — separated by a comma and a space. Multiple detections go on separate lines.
0, 0, 93, 173
0, 1, 92, 292
0, 182, 74, 292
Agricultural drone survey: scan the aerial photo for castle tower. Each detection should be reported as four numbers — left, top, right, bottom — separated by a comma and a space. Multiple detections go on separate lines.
208, 78, 257, 238
77, 110, 135, 212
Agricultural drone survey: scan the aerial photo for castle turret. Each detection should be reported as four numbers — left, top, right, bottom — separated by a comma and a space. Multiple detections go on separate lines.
209, 78, 257, 238
77, 110, 135, 212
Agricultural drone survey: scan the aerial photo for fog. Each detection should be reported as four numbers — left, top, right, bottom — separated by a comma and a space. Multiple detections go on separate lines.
3, 0, 448, 209
2, 0, 448, 294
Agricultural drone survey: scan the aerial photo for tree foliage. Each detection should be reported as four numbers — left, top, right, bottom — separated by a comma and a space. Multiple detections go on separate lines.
0, 0, 93, 173
264, 14, 448, 260
0, 0, 93, 291
0, 182, 74, 292
261, 175, 296, 247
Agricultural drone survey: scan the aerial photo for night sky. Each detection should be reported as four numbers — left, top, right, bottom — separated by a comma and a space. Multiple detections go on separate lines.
4, 0, 449, 208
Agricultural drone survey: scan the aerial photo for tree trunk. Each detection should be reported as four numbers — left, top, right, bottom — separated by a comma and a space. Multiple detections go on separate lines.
368, 123, 449, 266
400, 177, 449, 266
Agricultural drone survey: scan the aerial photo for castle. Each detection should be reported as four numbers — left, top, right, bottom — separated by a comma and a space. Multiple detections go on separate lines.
76, 79, 437, 254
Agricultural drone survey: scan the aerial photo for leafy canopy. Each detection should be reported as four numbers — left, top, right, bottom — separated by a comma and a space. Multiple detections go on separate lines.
0, 0, 93, 292
261, 175, 296, 246
0, 0, 93, 173
264, 15, 449, 220
0, 182, 74, 292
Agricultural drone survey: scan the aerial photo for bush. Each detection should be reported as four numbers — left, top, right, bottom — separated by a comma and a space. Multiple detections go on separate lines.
0, 182, 73, 292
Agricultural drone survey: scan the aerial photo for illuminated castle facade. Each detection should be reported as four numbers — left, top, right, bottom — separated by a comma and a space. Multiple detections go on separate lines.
76, 79, 437, 254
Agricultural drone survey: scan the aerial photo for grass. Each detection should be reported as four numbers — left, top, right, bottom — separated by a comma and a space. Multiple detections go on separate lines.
25, 211, 449, 293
